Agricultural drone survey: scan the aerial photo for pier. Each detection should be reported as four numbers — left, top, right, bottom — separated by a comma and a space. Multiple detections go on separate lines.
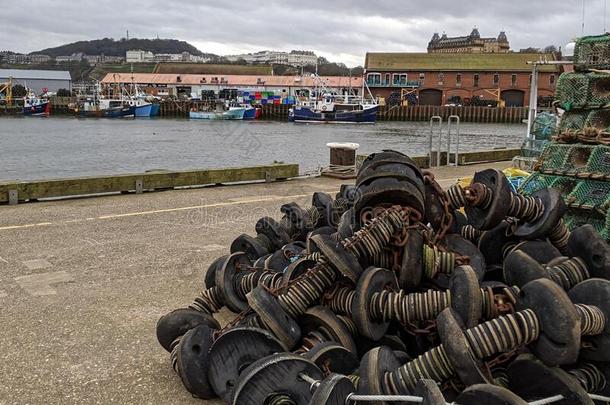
0, 160, 511, 404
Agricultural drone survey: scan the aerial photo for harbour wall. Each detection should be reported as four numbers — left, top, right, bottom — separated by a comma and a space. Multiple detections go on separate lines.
0, 148, 520, 204
1, 98, 531, 124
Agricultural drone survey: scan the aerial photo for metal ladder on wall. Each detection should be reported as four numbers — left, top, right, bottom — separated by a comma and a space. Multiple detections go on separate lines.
429, 115, 460, 167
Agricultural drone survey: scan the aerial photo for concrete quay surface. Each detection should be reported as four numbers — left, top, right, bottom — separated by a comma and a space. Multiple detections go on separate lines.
0, 161, 510, 405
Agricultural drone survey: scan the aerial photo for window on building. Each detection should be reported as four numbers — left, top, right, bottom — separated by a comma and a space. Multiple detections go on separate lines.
393, 74, 408, 85
438, 72, 444, 83
419, 73, 425, 81
493, 74, 500, 86
367, 73, 381, 85
456, 73, 462, 85
474, 74, 480, 87
550, 74, 556, 85
512, 74, 517, 86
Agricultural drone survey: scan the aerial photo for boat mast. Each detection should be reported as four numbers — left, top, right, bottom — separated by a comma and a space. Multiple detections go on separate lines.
361, 69, 365, 104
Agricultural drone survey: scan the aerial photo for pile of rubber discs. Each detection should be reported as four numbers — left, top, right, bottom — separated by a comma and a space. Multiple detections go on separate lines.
156, 150, 610, 405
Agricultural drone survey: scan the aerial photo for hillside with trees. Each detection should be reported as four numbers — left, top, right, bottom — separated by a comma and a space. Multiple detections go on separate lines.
34, 38, 218, 58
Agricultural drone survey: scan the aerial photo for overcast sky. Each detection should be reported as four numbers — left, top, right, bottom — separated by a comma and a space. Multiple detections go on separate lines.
1, 1, 608, 66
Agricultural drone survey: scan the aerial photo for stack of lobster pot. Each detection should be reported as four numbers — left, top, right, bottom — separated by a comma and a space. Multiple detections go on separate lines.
155, 149, 610, 405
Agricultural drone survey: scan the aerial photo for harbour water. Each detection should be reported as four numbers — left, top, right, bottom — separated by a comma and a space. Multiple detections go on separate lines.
0, 117, 525, 181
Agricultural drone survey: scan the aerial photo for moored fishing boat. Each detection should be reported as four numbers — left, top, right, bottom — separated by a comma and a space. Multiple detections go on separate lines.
128, 99, 153, 117
23, 90, 50, 116
150, 103, 160, 117
289, 99, 378, 124
288, 74, 378, 124
189, 102, 258, 120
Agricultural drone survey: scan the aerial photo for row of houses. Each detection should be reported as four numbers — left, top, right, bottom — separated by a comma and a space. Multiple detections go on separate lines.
125, 50, 210, 63
0, 52, 124, 65
223, 50, 319, 67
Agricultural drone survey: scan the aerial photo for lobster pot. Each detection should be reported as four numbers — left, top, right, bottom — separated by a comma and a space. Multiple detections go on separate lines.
574, 34, 610, 72
327, 142, 359, 167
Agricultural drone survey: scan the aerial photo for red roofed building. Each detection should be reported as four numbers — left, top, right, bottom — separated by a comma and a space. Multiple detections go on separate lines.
100, 73, 363, 99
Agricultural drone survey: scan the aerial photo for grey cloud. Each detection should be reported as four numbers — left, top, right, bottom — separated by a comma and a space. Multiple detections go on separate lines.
1, 0, 607, 66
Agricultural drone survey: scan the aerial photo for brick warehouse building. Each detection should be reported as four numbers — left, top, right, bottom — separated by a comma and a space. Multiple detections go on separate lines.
364, 52, 561, 107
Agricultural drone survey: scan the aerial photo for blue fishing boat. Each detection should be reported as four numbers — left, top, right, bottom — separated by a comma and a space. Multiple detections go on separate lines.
129, 99, 152, 117
289, 103, 378, 124
150, 103, 160, 117
98, 99, 136, 118
289, 74, 378, 124
23, 91, 50, 116
104, 105, 136, 118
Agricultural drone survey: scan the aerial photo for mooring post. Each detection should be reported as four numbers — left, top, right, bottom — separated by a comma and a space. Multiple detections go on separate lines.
8, 190, 18, 205
135, 178, 143, 194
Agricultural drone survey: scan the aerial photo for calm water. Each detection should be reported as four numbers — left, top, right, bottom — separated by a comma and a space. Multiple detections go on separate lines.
0, 117, 526, 181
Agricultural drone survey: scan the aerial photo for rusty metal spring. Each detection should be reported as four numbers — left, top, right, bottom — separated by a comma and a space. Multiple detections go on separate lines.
548, 257, 590, 290
329, 285, 506, 325
477, 185, 494, 210
547, 219, 571, 255
278, 263, 337, 318
466, 309, 540, 359
446, 184, 468, 210
235, 271, 283, 299
277, 208, 406, 320
169, 336, 182, 374
189, 286, 224, 316
294, 326, 334, 355
508, 193, 545, 223
266, 394, 297, 405
367, 250, 395, 270
575, 304, 606, 336
569, 363, 607, 393
423, 244, 456, 279
387, 309, 540, 393
304, 252, 322, 262
338, 314, 358, 336
460, 225, 482, 244
342, 208, 405, 260
369, 289, 451, 324
326, 287, 354, 315
486, 286, 520, 320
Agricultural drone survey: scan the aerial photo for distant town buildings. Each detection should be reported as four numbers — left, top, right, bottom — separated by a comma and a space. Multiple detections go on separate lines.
224, 50, 318, 67
0, 51, 124, 65
125, 50, 210, 63
29, 54, 52, 64
126, 50, 154, 63
428, 28, 510, 53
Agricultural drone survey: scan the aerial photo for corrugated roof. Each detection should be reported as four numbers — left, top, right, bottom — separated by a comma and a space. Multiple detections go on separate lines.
365, 53, 559, 72
100, 73, 363, 88
0, 69, 72, 80
154, 63, 273, 75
